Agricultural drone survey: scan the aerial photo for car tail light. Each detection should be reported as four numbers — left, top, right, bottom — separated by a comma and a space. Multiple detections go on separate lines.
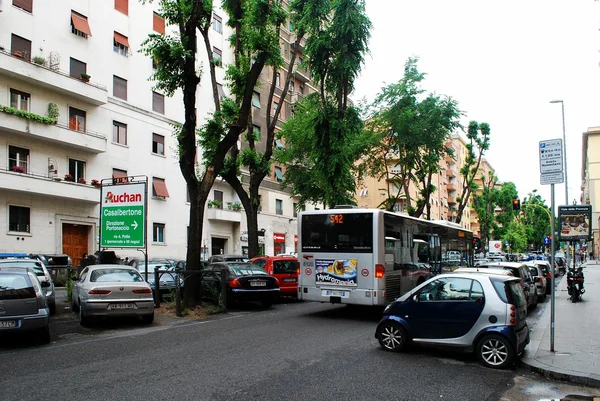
133, 289, 152, 294
296, 267, 300, 275
274, 277, 280, 287
375, 264, 385, 279
88, 289, 111, 295
536, 277, 542, 283
509, 304, 516, 325
229, 278, 242, 288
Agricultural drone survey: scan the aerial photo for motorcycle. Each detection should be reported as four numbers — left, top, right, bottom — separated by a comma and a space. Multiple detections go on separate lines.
566, 267, 585, 303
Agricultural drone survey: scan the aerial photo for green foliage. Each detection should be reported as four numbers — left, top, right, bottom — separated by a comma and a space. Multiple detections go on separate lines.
522, 190, 552, 250
47, 103, 60, 121
503, 221, 528, 253
494, 182, 519, 239
0, 105, 56, 124
472, 172, 498, 250
33, 56, 46, 66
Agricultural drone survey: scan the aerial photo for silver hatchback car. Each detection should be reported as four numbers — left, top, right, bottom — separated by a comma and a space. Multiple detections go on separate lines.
0, 259, 56, 315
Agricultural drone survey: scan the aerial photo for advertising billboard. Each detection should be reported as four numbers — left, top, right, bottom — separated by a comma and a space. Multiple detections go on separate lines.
558, 205, 592, 242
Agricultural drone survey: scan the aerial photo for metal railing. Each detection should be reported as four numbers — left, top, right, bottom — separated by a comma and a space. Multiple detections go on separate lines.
55, 121, 107, 140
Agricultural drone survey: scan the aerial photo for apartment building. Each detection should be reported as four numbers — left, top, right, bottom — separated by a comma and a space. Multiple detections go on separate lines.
0, 0, 308, 263
581, 126, 600, 258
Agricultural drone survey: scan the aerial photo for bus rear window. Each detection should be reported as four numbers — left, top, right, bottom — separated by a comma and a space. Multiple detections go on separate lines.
301, 213, 373, 253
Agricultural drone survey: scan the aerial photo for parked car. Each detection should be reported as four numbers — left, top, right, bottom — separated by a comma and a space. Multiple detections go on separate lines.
475, 262, 537, 310
137, 263, 182, 300
250, 255, 299, 298
524, 261, 548, 301
0, 258, 56, 315
0, 266, 51, 344
72, 265, 154, 326
207, 254, 249, 263
201, 262, 279, 308
375, 272, 530, 369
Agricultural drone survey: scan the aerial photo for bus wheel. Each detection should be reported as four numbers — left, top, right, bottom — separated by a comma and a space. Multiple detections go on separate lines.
377, 321, 408, 352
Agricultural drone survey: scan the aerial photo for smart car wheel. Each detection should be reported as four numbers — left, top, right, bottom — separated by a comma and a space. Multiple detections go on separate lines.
377, 321, 408, 352
477, 334, 514, 369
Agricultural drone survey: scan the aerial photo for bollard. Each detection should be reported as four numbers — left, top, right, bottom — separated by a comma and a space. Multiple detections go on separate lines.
220, 270, 227, 311
175, 269, 182, 317
154, 268, 161, 308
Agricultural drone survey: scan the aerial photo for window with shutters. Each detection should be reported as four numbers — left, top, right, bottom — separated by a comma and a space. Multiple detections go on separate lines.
113, 121, 127, 145
9, 206, 30, 233
69, 58, 87, 79
71, 11, 92, 38
12, 0, 32, 13
212, 47, 222, 67
113, 75, 127, 100
10, 89, 30, 111
212, 14, 222, 33
153, 223, 165, 243
153, 12, 165, 34
113, 32, 130, 56
68, 158, 86, 181
115, 0, 128, 15
69, 107, 86, 133
152, 133, 165, 155
152, 91, 164, 114
112, 168, 128, 184
152, 177, 170, 198
11, 34, 31, 61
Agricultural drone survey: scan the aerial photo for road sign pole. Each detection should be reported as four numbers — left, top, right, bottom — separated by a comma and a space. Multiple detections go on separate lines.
550, 183, 556, 352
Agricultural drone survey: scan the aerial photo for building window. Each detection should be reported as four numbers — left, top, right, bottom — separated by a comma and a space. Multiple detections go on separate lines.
69, 57, 87, 80
276, 199, 283, 215
214, 190, 223, 204
252, 91, 261, 108
153, 223, 165, 244
115, 0, 128, 15
152, 133, 165, 155
293, 202, 298, 218
289, 21, 294, 32
11, 34, 32, 61
112, 168, 128, 184
212, 14, 222, 33
217, 83, 225, 100
13, 0, 33, 13
252, 124, 261, 141
68, 158, 86, 181
212, 47, 222, 67
8, 145, 29, 173
69, 107, 86, 132
273, 101, 279, 116
113, 121, 127, 145
10, 89, 30, 111
153, 12, 165, 34
275, 72, 281, 87
113, 75, 127, 100
152, 177, 170, 198
152, 91, 165, 114
9, 205, 30, 233
71, 11, 92, 38
274, 166, 283, 183
299, 85, 304, 95
113, 32, 130, 56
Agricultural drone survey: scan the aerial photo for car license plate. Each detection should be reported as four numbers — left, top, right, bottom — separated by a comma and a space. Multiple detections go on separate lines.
322, 289, 349, 298
0, 321, 17, 328
109, 303, 135, 310
283, 278, 297, 282
250, 281, 267, 287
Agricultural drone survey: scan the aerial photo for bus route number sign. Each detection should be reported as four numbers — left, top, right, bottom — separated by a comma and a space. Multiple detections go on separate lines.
329, 214, 344, 224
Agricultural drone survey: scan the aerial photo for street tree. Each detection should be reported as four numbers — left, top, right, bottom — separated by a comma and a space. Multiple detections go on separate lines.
455, 121, 490, 224
522, 190, 551, 251
274, 0, 372, 209
141, 0, 288, 306
472, 171, 498, 251
493, 181, 519, 240
503, 221, 528, 253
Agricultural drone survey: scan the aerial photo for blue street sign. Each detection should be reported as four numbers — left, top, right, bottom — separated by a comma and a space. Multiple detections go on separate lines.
543, 237, 550, 245
504, 240, 509, 246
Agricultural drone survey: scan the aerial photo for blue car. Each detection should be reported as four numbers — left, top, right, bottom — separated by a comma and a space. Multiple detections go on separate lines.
375, 272, 530, 369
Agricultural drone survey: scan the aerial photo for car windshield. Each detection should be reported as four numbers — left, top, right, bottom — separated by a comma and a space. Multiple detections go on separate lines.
0, 261, 45, 277
0, 273, 35, 300
224, 256, 249, 262
90, 269, 144, 282
273, 260, 298, 274
230, 264, 268, 276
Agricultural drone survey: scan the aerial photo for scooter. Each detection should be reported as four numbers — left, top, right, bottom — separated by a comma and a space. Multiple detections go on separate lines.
566, 266, 585, 303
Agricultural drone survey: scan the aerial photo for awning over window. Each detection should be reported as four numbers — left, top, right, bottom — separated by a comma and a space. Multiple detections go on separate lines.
153, 178, 170, 198
274, 168, 284, 181
71, 11, 92, 36
114, 31, 130, 48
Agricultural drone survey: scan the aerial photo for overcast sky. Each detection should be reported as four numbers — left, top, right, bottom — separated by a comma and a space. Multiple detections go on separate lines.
353, 0, 600, 208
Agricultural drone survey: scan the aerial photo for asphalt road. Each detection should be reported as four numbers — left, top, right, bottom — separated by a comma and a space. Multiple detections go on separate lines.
0, 278, 598, 401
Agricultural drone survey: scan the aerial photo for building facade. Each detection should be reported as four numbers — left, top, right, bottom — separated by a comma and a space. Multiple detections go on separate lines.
581, 126, 600, 258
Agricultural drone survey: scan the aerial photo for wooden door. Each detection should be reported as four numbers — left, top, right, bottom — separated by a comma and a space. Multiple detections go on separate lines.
62, 224, 89, 268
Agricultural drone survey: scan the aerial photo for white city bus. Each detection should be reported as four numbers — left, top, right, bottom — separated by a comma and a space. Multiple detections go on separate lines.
298, 208, 474, 306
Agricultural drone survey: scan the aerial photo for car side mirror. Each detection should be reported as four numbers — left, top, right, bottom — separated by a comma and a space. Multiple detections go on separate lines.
41, 281, 50, 288
412, 294, 420, 302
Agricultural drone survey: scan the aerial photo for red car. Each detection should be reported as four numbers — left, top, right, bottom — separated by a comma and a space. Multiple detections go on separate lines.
250, 255, 299, 298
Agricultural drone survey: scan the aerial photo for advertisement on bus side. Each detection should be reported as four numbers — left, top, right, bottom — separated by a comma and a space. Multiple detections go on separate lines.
315, 259, 358, 286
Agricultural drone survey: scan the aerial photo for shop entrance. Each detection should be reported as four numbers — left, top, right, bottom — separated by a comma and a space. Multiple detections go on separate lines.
211, 237, 227, 257
62, 224, 89, 268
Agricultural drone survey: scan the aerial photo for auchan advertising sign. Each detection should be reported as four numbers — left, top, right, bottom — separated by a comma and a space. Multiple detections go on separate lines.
100, 183, 146, 248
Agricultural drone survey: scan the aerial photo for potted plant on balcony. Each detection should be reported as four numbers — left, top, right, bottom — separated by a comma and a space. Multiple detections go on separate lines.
231, 201, 242, 212
209, 200, 223, 209
11, 165, 26, 173
64, 174, 75, 182
91, 179, 101, 188
77, 178, 87, 185
33, 56, 46, 66
80, 73, 91, 83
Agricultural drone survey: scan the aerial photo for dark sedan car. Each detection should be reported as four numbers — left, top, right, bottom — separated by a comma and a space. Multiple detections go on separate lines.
201, 262, 279, 308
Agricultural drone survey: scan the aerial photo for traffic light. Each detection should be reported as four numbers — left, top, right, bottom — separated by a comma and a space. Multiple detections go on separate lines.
512, 199, 521, 211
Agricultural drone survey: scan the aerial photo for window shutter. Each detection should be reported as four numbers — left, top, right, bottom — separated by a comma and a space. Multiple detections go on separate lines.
115, 0, 128, 15
152, 92, 164, 114
11, 34, 32, 60
153, 12, 165, 34
71, 11, 92, 36
70, 58, 87, 79
13, 0, 33, 13
113, 76, 127, 100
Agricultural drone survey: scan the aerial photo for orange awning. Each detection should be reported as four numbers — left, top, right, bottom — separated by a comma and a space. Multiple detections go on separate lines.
72, 11, 92, 36
153, 178, 170, 198
114, 32, 130, 48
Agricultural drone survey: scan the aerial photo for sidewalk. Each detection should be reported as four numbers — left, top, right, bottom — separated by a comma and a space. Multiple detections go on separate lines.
521, 260, 600, 387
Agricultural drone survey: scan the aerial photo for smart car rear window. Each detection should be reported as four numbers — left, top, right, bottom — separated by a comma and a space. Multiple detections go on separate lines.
0, 274, 35, 300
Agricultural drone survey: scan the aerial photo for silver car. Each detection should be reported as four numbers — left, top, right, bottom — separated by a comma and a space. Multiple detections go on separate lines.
72, 264, 154, 326
0, 267, 50, 344
0, 259, 56, 315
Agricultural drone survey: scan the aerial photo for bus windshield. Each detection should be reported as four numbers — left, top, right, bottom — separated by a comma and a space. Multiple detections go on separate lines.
301, 213, 373, 253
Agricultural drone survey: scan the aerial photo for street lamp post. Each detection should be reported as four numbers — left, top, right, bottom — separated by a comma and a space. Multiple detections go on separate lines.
550, 100, 568, 205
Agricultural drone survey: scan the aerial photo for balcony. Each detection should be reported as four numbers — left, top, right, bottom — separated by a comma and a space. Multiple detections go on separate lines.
206, 207, 242, 223
448, 197, 457, 205
447, 183, 457, 192
446, 169, 456, 177
0, 169, 100, 203
0, 49, 108, 105
0, 110, 107, 153
293, 66, 310, 83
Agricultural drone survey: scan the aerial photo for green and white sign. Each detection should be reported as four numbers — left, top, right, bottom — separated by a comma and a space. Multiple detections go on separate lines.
100, 182, 146, 248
